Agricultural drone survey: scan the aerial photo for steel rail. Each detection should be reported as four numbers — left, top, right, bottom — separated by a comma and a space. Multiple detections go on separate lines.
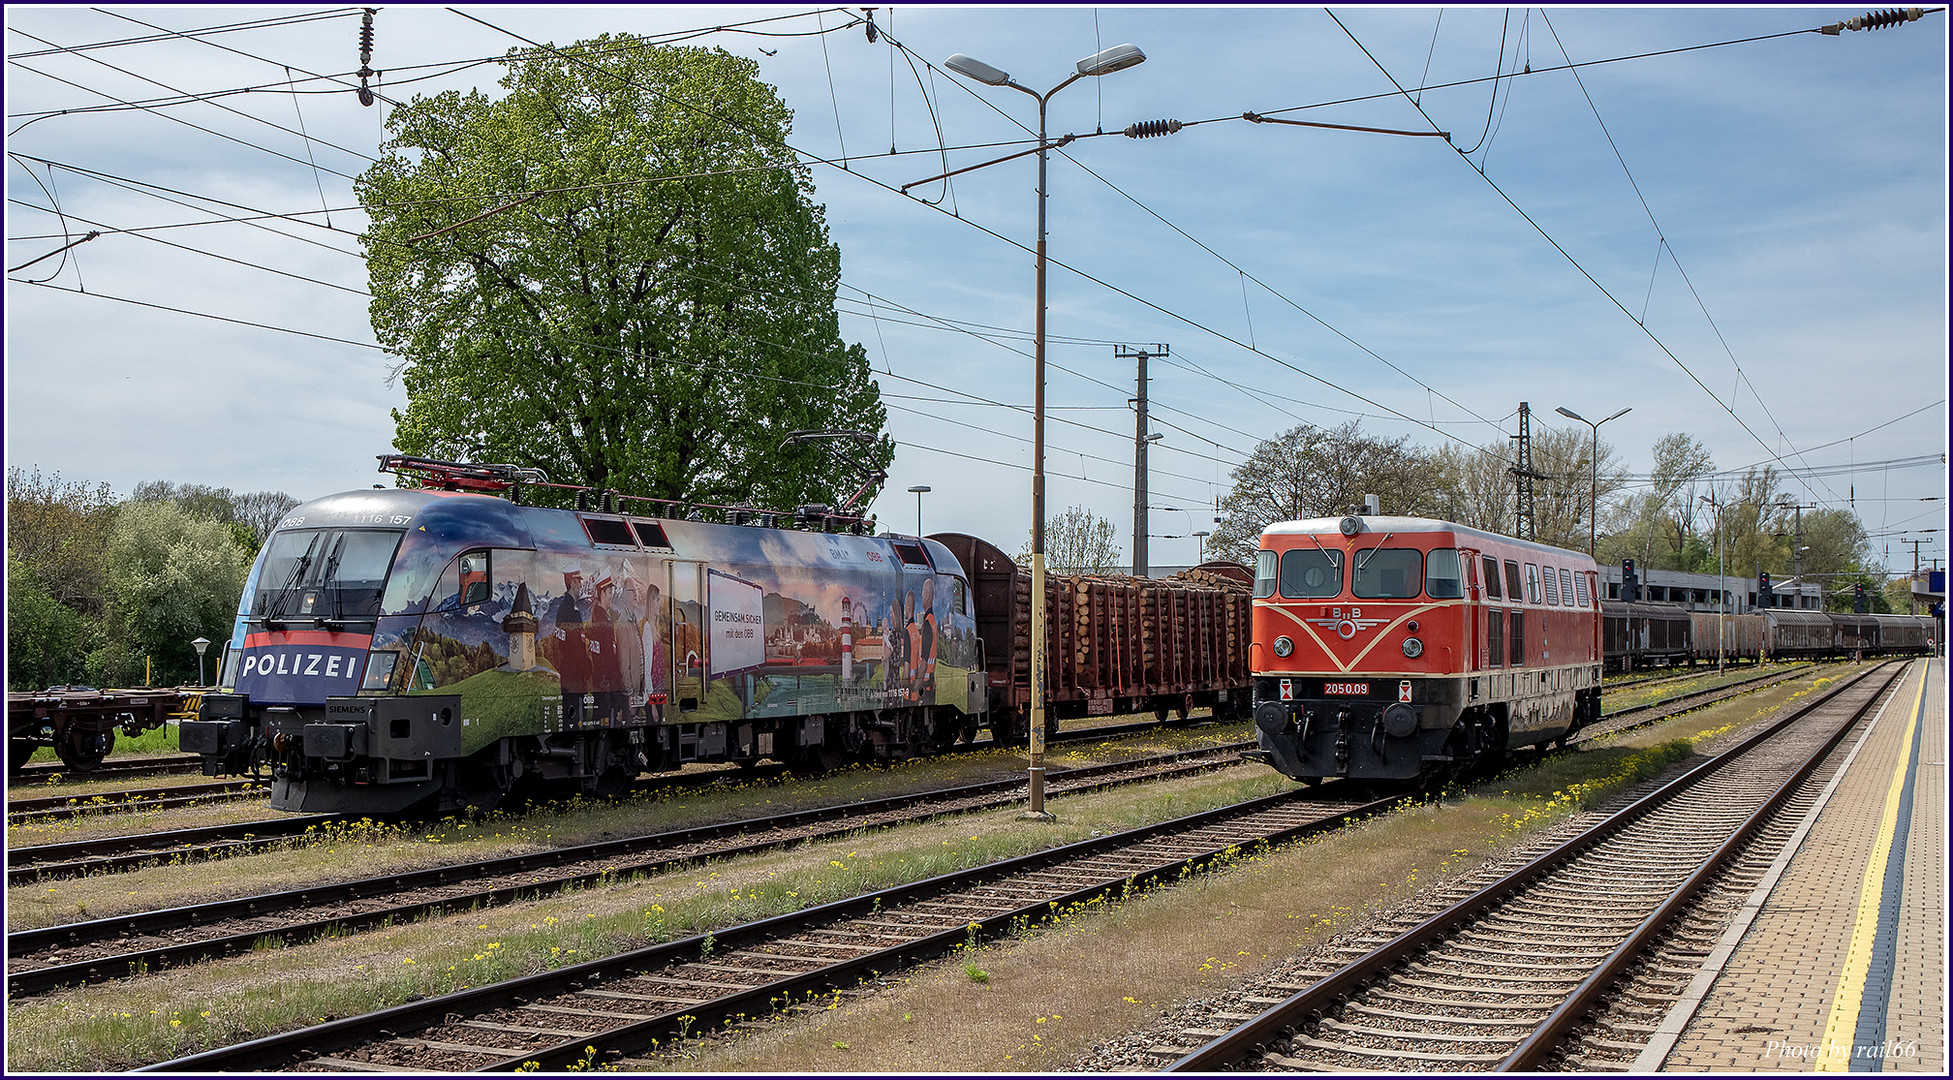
1496, 660, 1907, 1070
137, 784, 1399, 1073
5, 779, 269, 823
1165, 660, 1896, 1072
5, 711, 1228, 887
8, 742, 1254, 995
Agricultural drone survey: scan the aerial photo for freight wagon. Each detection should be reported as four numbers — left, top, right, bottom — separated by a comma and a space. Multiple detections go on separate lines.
930, 535, 1251, 743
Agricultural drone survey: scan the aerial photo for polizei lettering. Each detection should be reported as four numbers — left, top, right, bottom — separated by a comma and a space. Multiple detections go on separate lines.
241, 651, 349, 679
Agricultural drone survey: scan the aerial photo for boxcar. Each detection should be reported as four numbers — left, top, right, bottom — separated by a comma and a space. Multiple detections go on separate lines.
1601, 600, 1694, 672
1690, 611, 1765, 665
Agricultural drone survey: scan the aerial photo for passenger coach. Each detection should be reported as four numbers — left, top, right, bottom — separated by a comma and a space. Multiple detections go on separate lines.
1248, 514, 1602, 783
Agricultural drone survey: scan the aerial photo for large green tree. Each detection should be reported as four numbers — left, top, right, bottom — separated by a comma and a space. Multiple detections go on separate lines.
102, 502, 248, 687
359, 37, 889, 511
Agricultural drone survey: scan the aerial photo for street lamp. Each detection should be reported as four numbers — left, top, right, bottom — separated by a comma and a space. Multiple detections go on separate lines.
907, 485, 931, 535
190, 637, 211, 687
1555, 405, 1631, 557
944, 41, 1147, 822
1193, 529, 1210, 564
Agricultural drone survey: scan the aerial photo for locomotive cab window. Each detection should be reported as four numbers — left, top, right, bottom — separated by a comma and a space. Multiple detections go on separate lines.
1352, 548, 1421, 599
1524, 563, 1541, 605
1278, 548, 1343, 598
1424, 548, 1462, 599
252, 528, 404, 624
434, 550, 493, 611
1504, 560, 1523, 603
1253, 551, 1277, 598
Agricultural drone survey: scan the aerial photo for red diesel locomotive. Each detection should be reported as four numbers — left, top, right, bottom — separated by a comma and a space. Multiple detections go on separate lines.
1246, 514, 1603, 783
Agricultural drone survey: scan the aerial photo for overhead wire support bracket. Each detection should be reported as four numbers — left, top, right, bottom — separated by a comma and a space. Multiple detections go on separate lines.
1243, 111, 1450, 141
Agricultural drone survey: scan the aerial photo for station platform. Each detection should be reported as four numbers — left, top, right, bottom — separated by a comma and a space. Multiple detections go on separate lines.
1638, 657, 1945, 1073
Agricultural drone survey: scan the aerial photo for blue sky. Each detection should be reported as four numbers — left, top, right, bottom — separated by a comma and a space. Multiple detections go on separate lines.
5, 5, 1946, 574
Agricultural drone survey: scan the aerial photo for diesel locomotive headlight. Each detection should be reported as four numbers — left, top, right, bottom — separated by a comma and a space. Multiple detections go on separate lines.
1401, 637, 1424, 658
1273, 636, 1294, 658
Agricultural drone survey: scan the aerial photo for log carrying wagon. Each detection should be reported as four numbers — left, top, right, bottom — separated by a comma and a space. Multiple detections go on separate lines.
929, 534, 1251, 742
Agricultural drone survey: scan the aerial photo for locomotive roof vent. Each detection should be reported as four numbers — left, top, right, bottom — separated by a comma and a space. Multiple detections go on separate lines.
1339, 515, 1363, 538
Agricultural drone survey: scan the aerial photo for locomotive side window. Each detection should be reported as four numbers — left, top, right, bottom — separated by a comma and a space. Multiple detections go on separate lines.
1524, 563, 1541, 605
1352, 548, 1421, 599
632, 520, 671, 549
433, 550, 493, 610
1279, 548, 1343, 598
1481, 556, 1502, 600
584, 518, 636, 546
1541, 565, 1560, 606
1509, 610, 1526, 666
1487, 603, 1505, 666
1504, 560, 1523, 603
892, 542, 932, 567
1561, 569, 1578, 608
1253, 550, 1277, 598
1424, 548, 1462, 599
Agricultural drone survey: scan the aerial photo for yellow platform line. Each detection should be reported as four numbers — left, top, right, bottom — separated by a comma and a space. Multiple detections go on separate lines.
1814, 660, 1928, 1072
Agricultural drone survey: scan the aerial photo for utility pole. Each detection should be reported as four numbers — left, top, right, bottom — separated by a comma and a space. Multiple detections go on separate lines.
1117, 344, 1167, 577
1779, 500, 1815, 608
1509, 402, 1550, 541
1905, 538, 1928, 614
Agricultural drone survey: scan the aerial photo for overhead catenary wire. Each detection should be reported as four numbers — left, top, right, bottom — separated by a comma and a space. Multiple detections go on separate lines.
1324, 8, 1884, 517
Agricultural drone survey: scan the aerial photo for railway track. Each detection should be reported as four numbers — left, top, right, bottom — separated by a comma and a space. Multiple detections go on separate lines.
3, 714, 1236, 887
5, 778, 270, 825
138, 776, 1399, 1072
1142, 659, 1905, 1072
9, 753, 207, 785
8, 741, 1261, 997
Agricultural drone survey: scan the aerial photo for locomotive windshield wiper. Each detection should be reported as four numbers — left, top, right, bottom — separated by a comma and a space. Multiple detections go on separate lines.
1355, 532, 1395, 574
319, 534, 347, 625
261, 533, 322, 628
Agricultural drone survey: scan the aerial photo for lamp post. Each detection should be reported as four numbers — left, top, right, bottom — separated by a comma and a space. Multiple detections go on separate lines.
190, 637, 211, 688
907, 485, 931, 535
1555, 405, 1630, 557
944, 41, 1147, 821
1193, 529, 1210, 564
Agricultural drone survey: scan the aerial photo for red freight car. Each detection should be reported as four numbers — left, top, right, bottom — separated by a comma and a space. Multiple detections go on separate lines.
929, 534, 1251, 742
1247, 514, 1602, 783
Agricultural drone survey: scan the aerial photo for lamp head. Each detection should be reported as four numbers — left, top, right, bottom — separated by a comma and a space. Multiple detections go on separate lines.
945, 53, 1010, 86
1555, 406, 1584, 423
1077, 43, 1145, 76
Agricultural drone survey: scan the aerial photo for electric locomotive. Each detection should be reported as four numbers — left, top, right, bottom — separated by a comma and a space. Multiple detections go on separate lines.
180, 458, 986, 814
1247, 513, 1602, 783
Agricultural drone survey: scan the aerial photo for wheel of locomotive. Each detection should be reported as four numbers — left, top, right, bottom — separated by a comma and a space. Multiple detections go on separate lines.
1154, 704, 1170, 723
1176, 693, 1193, 721
55, 728, 112, 772
592, 764, 634, 799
